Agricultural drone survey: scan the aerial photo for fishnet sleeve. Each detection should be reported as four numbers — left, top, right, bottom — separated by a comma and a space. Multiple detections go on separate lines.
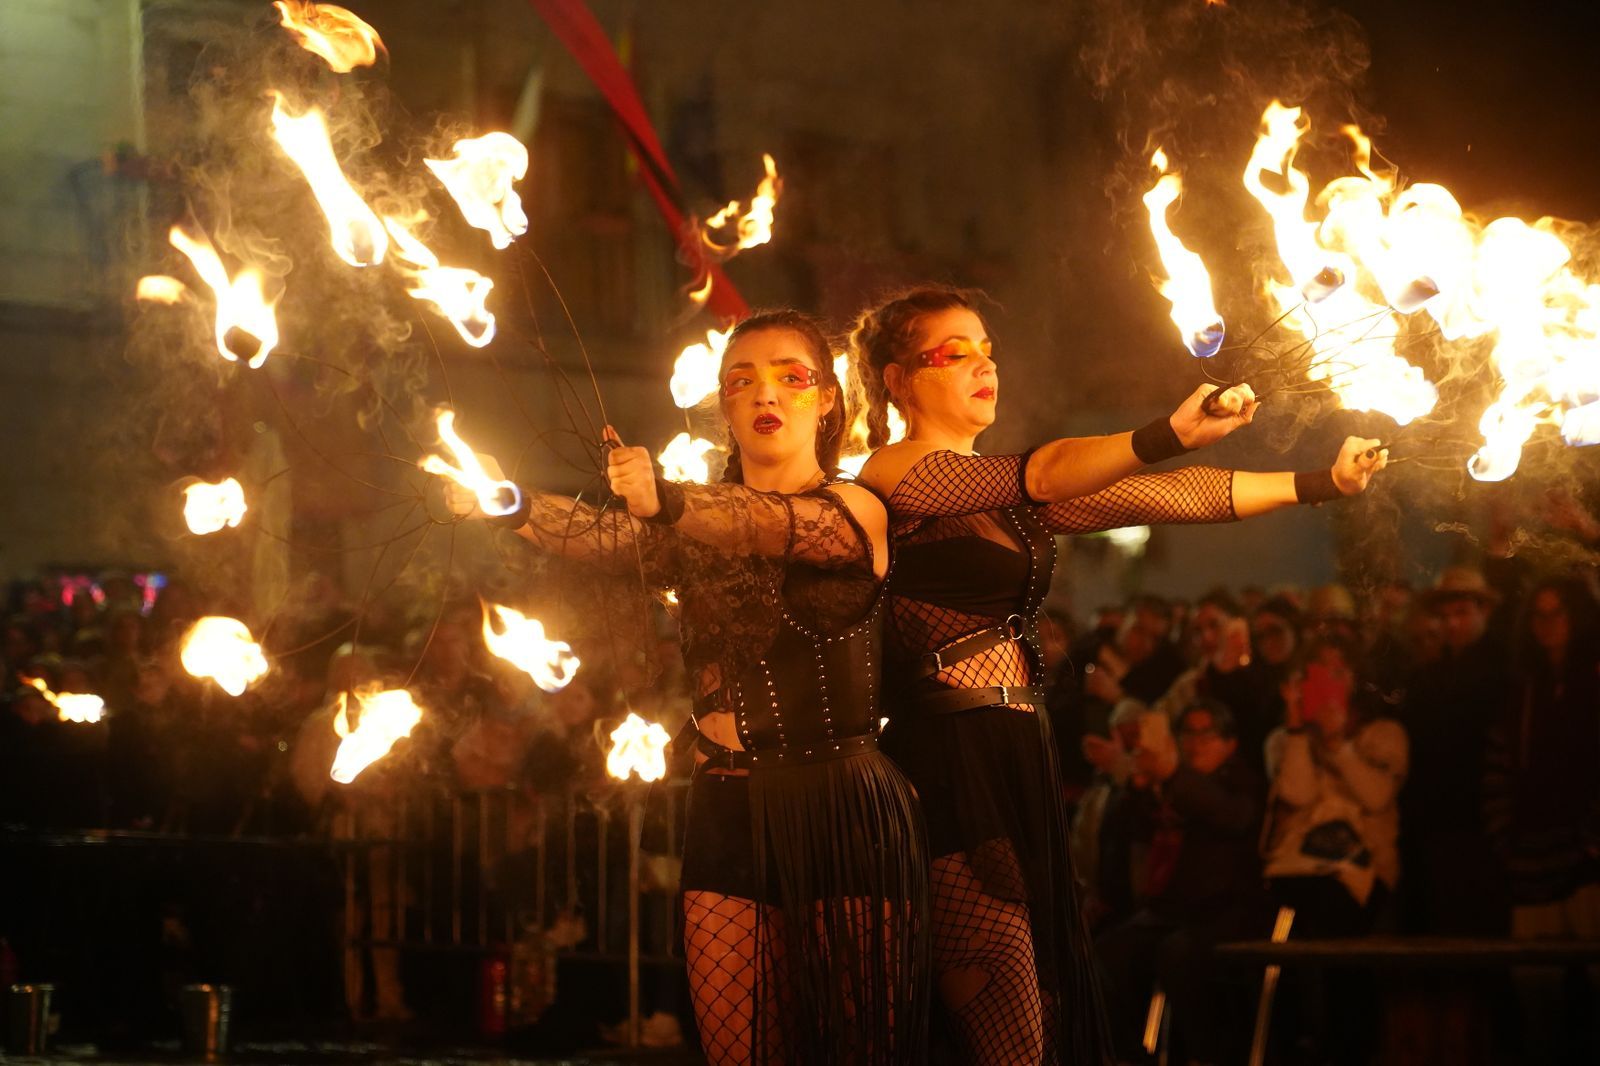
662, 483, 872, 572
885, 450, 1030, 520
521, 491, 679, 583
1036, 466, 1237, 535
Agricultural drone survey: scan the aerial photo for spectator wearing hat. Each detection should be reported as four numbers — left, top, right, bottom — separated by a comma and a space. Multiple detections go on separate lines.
1399, 565, 1512, 934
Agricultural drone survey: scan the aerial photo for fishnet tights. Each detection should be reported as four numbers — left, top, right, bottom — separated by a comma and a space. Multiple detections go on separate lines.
930, 844, 1049, 1066
684, 891, 791, 1065
683, 891, 912, 1064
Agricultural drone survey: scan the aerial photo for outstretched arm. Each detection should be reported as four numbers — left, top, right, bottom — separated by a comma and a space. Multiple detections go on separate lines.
1037, 436, 1388, 534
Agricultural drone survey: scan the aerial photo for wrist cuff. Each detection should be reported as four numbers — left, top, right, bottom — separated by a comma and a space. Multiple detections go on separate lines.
1131, 417, 1191, 465
488, 491, 532, 528
1294, 469, 1343, 505
1018, 446, 1044, 506
640, 479, 686, 525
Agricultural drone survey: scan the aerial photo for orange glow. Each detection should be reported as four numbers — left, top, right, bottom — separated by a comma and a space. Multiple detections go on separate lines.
167, 225, 279, 368
606, 712, 672, 782
274, 1, 385, 74
687, 272, 714, 308
23, 677, 105, 724
658, 433, 719, 484
480, 602, 580, 693
269, 92, 388, 268
331, 686, 424, 783
183, 478, 247, 535
180, 617, 269, 697
136, 275, 189, 304
383, 217, 495, 347
424, 133, 529, 250
669, 327, 731, 408
419, 409, 522, 516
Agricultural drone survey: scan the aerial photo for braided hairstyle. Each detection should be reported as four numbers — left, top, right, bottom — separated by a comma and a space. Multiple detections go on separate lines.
717, 310, 848, 485
846, 286, 983, 448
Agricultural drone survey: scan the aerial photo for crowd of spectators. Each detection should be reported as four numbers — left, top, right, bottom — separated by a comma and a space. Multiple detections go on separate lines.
1055, 559, 1600, 1065
4, 551, 1599, 1061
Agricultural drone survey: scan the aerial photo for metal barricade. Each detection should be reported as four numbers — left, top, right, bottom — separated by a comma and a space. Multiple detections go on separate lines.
337, 778, 690, 1037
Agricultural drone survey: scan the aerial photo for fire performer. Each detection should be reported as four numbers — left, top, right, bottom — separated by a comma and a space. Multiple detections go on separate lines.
447, 312, 928, 1064
847, 286, 1388, 1065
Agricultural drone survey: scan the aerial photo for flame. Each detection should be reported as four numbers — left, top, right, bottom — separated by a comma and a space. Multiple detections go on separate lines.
183, 477, 247, 535
180, 616, 269, 697
1143, 149, 1225, 358
274, 1, 385, 73
480, 602, 580, 693
670, 328, 732, 408
268, 92, 387, 267
1228, 99, 1600, 478
383, 217, 496, 347
420, 409, 522, 516
1241, 101, 1438, 426
330, 685, 423, 783
23, 677, 105, 724
688, 272, 714, 308
605, 712, 672, 782
658, 432, 719, 484
837, 351, 907, 477
424, 133, 529, 250
702, 154, 781, 254
136, 275, 189, 304
167, 225, 279, 367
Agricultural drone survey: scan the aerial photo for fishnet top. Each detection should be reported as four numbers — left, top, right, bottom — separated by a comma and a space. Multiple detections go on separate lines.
884, 451, 1238, 693
522, 483, 879, 701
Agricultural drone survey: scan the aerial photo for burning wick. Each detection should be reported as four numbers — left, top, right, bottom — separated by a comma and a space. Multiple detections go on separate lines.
180, 616, 269, 697
1300, 265, 1346, 304
166, 224, 279, 367
606, 712, 673, 783
670, 328, 732, 409
22, 677, 105, 724
182, 477, 247, 535
480, 602, 580, 693
419, 410, 522, 516
331, 685, 424, 783
136, 275, 190, 305
1390, 276, 1440, 315
1143, 148, 1226, 359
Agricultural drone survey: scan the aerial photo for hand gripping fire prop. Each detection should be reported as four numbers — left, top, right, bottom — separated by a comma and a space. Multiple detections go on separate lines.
419, 410, 523, 518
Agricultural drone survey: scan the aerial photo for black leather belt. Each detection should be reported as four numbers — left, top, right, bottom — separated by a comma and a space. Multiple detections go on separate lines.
902, 684, 1048, 717
912, 613, 1030, 681
694, 730, 880, 772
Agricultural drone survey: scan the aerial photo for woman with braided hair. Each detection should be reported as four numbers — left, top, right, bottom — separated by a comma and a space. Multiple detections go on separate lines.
449, 311, 929, 1064
847, 285, 1388, 1065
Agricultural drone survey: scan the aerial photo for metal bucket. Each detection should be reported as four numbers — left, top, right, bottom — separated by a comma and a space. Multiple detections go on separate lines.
181, 984, 232, 1060
6, 983, 53, 1055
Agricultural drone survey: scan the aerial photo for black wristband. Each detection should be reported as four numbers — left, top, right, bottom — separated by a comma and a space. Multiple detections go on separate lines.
487, 490, 532, 528
639, 478, 686, 525
1018, 446, 1044, 506
1294, 469, 1344, 505
1130, 417, 1191, 465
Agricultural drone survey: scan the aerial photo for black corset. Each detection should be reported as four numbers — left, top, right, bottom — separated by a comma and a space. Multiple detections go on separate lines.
699, 595, 885, 753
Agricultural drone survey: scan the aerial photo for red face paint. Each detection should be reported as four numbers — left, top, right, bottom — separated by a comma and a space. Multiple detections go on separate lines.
913, 337, 993, 369
721, 361, 822, 397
